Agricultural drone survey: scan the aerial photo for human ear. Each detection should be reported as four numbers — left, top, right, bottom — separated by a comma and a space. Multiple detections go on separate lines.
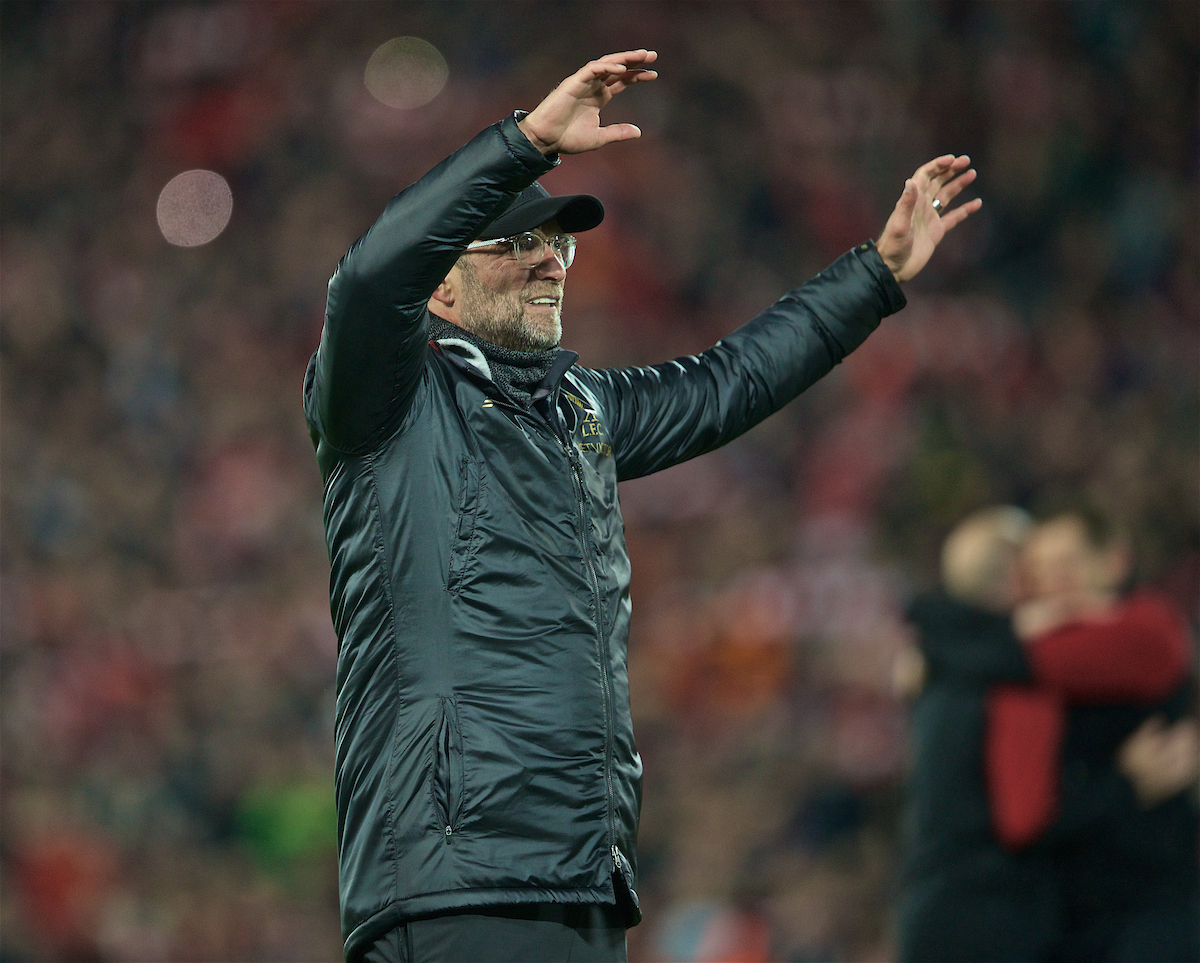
428, 268, 459, 321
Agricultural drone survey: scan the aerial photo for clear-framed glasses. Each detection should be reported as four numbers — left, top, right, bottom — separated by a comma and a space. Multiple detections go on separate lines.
464, 232, 577, 269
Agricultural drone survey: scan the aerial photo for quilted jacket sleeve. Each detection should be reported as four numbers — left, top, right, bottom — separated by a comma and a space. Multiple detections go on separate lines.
1025, 591, 1192, 703
584, 241, 906, 481
305, 115, 556, 454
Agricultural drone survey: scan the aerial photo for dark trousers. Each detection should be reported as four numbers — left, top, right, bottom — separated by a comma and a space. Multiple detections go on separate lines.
363, 904, 628, 963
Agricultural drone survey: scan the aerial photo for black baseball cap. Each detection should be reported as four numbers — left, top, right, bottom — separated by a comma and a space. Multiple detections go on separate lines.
477, 182, 604, 240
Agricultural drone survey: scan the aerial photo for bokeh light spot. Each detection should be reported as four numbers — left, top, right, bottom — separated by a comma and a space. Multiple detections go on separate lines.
364, 37, 448, 109
156, 170, 233, 247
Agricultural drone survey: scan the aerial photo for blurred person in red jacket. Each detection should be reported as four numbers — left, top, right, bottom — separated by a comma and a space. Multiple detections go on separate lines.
895, 506, 1197, 963
1004, 510, 1199, 962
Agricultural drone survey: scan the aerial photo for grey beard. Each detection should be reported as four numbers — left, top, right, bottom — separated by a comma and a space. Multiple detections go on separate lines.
456, 262, 561, 352
466, 312, 559, 352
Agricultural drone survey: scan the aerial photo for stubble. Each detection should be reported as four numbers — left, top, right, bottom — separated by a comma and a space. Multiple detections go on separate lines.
455, 259, 562, 352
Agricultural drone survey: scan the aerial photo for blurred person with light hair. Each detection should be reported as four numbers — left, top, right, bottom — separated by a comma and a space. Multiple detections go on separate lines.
897, 505, 1058, 963
305, 49, 982, 963
942, 505, 1034, 612
895, 505, 1197, 963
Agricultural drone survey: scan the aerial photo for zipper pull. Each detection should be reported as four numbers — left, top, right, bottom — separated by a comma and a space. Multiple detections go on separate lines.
611, 844, 620, 870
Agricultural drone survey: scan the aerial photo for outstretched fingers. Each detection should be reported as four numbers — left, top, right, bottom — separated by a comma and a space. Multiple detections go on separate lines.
605, 67, 658, 93
895, 179, 918, 228
576, 50, 657, 82
602, 48, 658, 68
524, 50, 659, 155
938, 167, 977, 205
879, 157, 981, 281
913, 154, 953, 190
930, 160, 980, 228
916, 154, 970, 192
903, 152, 979, 227
595, 122, 644, 146
938, 196, 983, 232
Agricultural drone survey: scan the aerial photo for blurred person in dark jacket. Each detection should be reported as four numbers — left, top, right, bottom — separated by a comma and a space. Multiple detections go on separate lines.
895, 506, 1197, 963
1014, 511, 1199, 963
304, 49, 983, 963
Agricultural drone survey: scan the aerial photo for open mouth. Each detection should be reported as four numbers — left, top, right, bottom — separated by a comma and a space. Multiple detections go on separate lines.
526, 297, 560, 308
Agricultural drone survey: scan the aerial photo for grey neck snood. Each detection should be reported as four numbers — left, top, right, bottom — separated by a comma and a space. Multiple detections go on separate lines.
428, 316, 558, 409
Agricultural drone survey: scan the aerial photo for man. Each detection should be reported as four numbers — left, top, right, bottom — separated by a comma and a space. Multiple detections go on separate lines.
304, 50, 980, 963
897, 506, 1067, 963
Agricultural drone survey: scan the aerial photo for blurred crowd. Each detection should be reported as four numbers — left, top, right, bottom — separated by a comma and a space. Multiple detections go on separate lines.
1, 2, 1196, 960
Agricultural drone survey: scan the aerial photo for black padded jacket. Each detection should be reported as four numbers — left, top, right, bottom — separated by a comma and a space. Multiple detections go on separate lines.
303, 113, 906, 961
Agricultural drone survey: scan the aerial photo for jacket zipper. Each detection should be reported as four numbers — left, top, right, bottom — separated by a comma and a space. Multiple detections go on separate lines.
564, 440, 619, 859
434, 696, 461, 843
458, 367, 621, 865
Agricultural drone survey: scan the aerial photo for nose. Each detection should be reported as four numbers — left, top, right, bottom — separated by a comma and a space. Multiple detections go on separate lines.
534, 246, 567, 280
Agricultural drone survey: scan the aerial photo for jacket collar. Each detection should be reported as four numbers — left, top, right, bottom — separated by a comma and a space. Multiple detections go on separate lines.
531, 348, 579, 404
430, 337, 578, 397
432, 337, 493, 382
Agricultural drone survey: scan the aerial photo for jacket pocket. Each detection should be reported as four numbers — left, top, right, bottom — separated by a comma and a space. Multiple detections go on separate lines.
431, 695, 464, 840
447, 456, 483, 594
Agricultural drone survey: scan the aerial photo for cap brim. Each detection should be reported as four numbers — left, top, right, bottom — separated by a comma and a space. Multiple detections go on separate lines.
478, 193, 604, 239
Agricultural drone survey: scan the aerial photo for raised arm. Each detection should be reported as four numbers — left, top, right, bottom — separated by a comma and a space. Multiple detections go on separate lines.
582, 154, 979, 480
306, 50, 658, 454
585, 243, 904, 480
307, 117, 554, 453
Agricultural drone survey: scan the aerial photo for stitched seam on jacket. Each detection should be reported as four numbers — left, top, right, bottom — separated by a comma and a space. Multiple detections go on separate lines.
447, 456, 484, 595
364, 454, 404, 903
429, 698, 449, 830
368, 349, 432, 454
428, 695, 466, 833
439, 360, 488, 597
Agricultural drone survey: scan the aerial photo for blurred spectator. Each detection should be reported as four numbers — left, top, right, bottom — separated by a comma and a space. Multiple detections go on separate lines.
896, 506, 1198, 962
896, 507, 1063, 962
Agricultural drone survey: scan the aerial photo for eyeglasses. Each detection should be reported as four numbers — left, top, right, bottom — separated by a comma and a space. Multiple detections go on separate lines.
464, 232, 577, 269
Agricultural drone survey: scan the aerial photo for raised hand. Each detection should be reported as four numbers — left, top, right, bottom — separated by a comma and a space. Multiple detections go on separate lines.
876, 156, 982, 283
517, 50, 658, 156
